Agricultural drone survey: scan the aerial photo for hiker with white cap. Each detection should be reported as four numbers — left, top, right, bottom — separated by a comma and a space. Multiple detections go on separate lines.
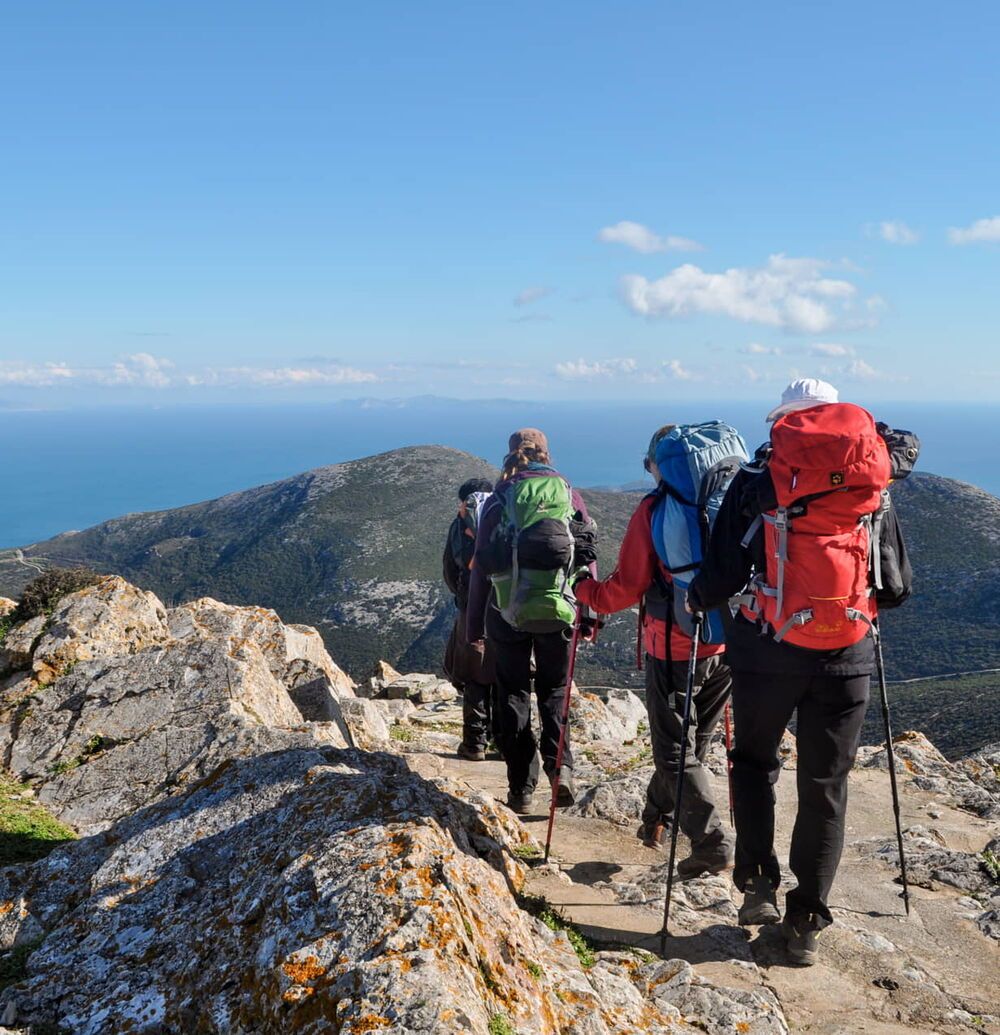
686, 379, 915, 966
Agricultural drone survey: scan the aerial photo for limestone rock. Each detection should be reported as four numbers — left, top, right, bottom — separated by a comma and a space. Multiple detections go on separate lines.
385, 673, 457, 704
0, 747, 700, 1034
30, 576, 170, 684
339, 697, 391, 749
0, 582, 356, 834
571, 690, 641, 744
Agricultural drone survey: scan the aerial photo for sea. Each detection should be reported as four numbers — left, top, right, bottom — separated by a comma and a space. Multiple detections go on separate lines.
1, 398, 997, 548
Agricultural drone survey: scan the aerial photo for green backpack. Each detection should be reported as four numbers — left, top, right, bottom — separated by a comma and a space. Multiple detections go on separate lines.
490, 467, 579, 633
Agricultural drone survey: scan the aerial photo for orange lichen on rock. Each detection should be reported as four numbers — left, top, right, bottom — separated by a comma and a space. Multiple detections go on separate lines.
282, 955, 327, 984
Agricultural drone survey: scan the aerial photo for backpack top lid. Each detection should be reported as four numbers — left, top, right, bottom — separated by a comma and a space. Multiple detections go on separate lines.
653, 421, 749, 503
769, 402, 890, 508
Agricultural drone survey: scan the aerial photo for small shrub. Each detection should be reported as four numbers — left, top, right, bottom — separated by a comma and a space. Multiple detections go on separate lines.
518, 893, 597, 969
389, 725, 416, 743
12, 568, 103, 623
526, 960, 544, 980
512, 842, 542, 860
982, 848, 1000, 884
487, 1014, 515, 1035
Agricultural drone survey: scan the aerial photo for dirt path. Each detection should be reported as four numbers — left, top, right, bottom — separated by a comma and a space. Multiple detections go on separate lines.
403, 704, 1000, 1034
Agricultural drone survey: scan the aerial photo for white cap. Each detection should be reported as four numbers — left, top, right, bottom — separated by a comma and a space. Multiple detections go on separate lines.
766, 377, 839, 422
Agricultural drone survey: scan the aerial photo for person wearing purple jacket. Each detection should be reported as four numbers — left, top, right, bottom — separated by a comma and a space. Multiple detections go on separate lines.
467, 428, 597, 815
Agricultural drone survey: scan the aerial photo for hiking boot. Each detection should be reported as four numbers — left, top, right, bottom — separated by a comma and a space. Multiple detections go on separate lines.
676, 840, 734, 880
507, 791, 534, 815
637, 821, 667, 851
549, 768, 576, 807
738, 872, 781, 926
456, 742, 486, 762
781, 914, 821, 966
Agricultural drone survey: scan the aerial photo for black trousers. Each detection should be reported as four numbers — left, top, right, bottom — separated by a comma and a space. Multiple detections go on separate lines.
730, 668, 870, 927
486, 606, 574, 796
643, 654, 731, 851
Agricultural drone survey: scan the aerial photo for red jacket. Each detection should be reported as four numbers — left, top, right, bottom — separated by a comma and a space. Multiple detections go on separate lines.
574, 494, 724, 662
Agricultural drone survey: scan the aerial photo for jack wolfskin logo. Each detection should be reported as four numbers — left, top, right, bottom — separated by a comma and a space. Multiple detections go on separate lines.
830, 471, 845, 486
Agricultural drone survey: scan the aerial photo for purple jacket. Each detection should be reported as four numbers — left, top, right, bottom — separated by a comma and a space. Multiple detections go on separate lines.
466, 467, 594, 641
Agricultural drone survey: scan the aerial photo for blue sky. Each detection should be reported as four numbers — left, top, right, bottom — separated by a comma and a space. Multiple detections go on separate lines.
2, 1, 999, 405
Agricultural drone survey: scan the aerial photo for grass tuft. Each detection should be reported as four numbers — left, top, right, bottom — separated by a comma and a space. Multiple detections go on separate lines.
0, 772, 76, 865
518, 893, 597, 969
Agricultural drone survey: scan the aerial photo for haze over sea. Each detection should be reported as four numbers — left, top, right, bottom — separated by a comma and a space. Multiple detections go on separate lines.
1, 398, 996, 549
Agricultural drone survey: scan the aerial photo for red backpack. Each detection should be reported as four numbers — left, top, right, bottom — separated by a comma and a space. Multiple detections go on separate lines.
739, 403, 891, 650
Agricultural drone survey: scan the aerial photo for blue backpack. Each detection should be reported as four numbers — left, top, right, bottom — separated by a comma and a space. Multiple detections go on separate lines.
649, 421, 748, 643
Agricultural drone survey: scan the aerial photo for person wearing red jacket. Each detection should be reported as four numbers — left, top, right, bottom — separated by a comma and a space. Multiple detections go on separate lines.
575, 426, 734, 878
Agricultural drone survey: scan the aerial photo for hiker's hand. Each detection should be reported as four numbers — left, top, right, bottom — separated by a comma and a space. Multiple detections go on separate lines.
470, 639, 486, 658
579, 615, 603, 642
572, 569, 593, 586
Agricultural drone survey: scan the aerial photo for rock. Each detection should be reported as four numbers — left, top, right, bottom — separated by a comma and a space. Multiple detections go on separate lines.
571, 691, 639, 743
568, 768, 652, 826
860, 830, 998, 897
860, 732, 1000, 820
371, 698, 417, 724
604, 688, 647, 742
0, 581, 355, 833
0, 747, 696, 1034
30, 577, 170, 684
339, 698, 391, 749
385, 674, 457, 704
0, 615, 47, 676
373, 659, 402, 685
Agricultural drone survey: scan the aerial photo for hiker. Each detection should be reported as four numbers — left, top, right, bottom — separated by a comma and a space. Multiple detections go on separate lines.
687, 378, 913, 966
574, 423, 741, 878
467, 429, 598, 814
443, 477, 500, 761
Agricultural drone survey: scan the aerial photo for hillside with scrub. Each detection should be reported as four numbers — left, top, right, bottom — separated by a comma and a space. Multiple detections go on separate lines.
0, 449, 997, 755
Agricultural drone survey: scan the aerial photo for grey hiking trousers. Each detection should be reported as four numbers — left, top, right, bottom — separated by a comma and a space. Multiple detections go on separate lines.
643, 653, 732, 851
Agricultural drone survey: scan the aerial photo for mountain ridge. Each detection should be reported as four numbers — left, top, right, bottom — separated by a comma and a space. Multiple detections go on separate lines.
1, 446, 997, 754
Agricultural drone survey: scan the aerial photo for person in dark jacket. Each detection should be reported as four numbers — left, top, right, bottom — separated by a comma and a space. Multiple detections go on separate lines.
575, 425, 734, 875
467, 428, 595, 815
443, 477, 498, 761
687, 378, 912, 967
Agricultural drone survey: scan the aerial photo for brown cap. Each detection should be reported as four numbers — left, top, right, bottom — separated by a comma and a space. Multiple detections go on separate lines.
508, 427, 549, 453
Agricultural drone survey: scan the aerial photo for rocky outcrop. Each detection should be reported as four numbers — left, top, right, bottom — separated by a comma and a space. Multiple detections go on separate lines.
0, 746, 757, 1034
0, 577, 361, 833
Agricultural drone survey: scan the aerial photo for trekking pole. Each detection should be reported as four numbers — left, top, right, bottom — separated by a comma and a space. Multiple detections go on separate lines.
873, 618, 910, 916
543, 611, 583, 864
723, 701, 735, 828
659, 613, 702, 952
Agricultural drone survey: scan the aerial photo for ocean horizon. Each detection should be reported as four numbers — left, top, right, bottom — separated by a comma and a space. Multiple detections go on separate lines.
1, 398, 996, 549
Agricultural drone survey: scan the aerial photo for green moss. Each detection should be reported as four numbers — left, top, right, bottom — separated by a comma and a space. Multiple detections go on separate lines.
0, 772, 76, 864
518, 893, 597, 969
512, 843, 542, 860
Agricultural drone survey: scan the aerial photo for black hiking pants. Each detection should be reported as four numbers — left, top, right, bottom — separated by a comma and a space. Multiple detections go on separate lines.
486, 606, 574, 797
446, 609, 499, 751
643, 654, 732, 851
730, 668, 870, 928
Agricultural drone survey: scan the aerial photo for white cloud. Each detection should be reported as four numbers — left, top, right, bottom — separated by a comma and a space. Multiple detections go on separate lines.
620, 254, 858, 334
598, 221, 704, 254
0, 356, 378, 390
743, 342, 781, 355
810, 342, 855, 357
873, 220, 919, 245
553, 357, 638, 381
514, 286, 551, 306
839, 358, 907, 383
662, 359, 695, 380
948, 216, 1000, 245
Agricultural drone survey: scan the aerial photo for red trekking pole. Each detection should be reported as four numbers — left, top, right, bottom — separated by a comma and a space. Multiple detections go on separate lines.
543, 609, 588, 863
723, 702, 735, 827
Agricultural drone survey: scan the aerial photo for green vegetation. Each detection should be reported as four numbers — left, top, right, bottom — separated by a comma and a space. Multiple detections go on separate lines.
518, 893, 597, 969
526, 961, 544, 979
0, 772, 76, 865
487, 1014, 515, 1035
1, 455, 997, 753
0, 938, 43, 992
8, 567, 102, 624
512, 842, 543, 860
48, 734, 114, 776
389, 725, 416, 743
982, 848, 1000, 884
